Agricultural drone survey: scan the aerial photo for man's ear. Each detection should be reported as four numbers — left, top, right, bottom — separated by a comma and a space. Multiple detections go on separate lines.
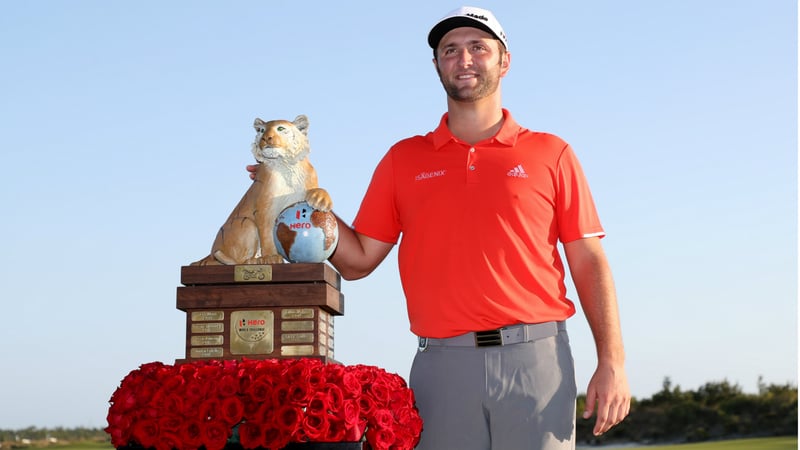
500, 52, 511, 75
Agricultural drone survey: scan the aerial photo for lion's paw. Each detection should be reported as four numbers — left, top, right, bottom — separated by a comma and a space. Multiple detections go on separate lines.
305, 188, 333, 212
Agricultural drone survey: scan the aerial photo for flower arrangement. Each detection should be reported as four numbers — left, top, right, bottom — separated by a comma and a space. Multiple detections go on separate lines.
105, 359, 423, 450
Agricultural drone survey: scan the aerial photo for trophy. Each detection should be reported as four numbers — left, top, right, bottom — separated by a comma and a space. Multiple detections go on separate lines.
178, 114, 341, 363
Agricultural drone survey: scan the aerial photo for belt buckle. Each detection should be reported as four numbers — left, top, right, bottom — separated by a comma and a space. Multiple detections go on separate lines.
475, 329, 502, 347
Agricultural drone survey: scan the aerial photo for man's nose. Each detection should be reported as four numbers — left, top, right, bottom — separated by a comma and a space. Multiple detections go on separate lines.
457, 48, 472, 65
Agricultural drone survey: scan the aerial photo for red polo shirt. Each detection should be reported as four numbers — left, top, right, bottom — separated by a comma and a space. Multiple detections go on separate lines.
352, 110, 605, 338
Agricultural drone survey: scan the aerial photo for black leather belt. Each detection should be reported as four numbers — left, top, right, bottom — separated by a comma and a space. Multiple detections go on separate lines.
418, 321, 565, 350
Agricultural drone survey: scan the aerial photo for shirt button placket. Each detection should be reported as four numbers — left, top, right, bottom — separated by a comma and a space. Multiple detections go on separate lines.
467, 147, 478, 183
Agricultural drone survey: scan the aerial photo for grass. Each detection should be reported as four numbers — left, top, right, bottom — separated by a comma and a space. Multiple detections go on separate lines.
585, 436, 797, 450
28, 436, 799, 450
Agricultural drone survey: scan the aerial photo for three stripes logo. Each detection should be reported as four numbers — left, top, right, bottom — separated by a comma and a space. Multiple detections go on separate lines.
507, 164, 529, 178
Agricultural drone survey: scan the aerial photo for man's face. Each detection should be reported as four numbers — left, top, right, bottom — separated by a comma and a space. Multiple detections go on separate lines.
434, 27, 509, 103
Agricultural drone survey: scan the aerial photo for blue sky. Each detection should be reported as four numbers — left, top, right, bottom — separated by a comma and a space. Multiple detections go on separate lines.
0, 1, 796, 429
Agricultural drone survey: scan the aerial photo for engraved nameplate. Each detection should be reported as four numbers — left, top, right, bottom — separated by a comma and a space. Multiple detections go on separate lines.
282, 308, 315, 320
234, 265, 273, 282
281, 332, 314, 344
191, 335, 224, 346
282, 320, 314, 332
192, 323, 224, 333
192, 311, 225, 321
281, 345, 314, 356
230, 310, 274, 355
190, 347, 223, 358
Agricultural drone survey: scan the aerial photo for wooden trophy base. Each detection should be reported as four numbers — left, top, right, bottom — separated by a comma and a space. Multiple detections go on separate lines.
176, 263, 343, 364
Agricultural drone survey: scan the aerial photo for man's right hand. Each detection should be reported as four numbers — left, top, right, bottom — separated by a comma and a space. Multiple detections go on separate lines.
246, 164, 257, 180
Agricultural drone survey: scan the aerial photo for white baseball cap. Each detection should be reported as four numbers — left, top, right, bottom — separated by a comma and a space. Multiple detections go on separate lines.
427, 6, 508, 51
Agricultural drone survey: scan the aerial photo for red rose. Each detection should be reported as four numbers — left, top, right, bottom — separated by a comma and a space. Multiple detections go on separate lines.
276, 404, 303, 435
220, 396, 244, 426
271, 384, 290, 406
156, 393, 184, 418
341, 399, 361, 428
105, 412, 132, 447
365, 427, 395, 450
246, 378, 272, 402
392, 428, 420, 450
341, 371, 363, 397
263, 425, 291, 450
217, 374, 239, 398
394, 405, 423, 434
323, 363, 345, 384
158, 414, 182, 433
367, 381, 391, 405
322, 383, 344, 412
237, 421, 264, 449
201, 419, 230, 450
325, 416, 347, 442
301, 412, 330, 441
358, 395, 376, 418
184, 379, 206, 407
307, 366, 326, 389
285, 359, 315, 382
198, 398, 221, 422
131, 418, 159, 448
352, 365, 377, 386
343, 418, 367, 443
153, 430, 181, 450
288, 379, 313, 405
370, 409, 395, 431
306, 392, 328, 416
179, 420, 204, 450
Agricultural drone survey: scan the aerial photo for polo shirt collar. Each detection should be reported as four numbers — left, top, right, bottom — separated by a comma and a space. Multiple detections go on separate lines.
431, 108, 521, 150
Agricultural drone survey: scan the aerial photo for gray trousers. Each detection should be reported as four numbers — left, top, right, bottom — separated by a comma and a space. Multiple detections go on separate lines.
409, 325, 576, 450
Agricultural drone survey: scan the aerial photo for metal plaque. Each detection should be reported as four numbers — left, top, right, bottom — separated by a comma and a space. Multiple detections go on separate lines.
191, 335, 224, 346
281, 332, 314, 344
192, 311, 224, 321
234, 265, 273, 282
282, 308, 315, 320
281, 345, 314, 356
192, 323, 224, 333
190, 347, 223, 358
282, 320, 314, 332
230, 310, 274, 355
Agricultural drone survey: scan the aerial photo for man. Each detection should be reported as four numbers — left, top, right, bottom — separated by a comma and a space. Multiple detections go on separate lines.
255, 6, 629, 449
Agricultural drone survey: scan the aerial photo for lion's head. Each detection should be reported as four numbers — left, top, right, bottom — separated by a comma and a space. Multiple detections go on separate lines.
251, 114, 311, 166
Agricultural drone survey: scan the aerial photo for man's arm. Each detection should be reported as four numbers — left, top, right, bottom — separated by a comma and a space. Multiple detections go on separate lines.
247, 164, 393, 280
328, 215, 394, 280
563, 237, 630, 436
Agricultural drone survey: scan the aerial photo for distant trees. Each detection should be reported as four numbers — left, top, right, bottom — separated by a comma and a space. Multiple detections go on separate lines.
577, 377, 798, 446
0, 427, 108, 445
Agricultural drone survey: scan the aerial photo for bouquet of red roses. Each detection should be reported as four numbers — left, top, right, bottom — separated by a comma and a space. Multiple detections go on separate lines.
105, 359, 422, 450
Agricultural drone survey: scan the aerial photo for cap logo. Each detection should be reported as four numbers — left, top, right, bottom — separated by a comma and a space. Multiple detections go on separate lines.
465, 13, 489, 22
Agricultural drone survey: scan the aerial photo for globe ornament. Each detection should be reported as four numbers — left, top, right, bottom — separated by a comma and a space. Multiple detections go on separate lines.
273, 201, 339, 263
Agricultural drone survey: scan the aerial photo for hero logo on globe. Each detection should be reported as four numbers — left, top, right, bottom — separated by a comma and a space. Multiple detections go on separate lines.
273, 201, 339, 263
